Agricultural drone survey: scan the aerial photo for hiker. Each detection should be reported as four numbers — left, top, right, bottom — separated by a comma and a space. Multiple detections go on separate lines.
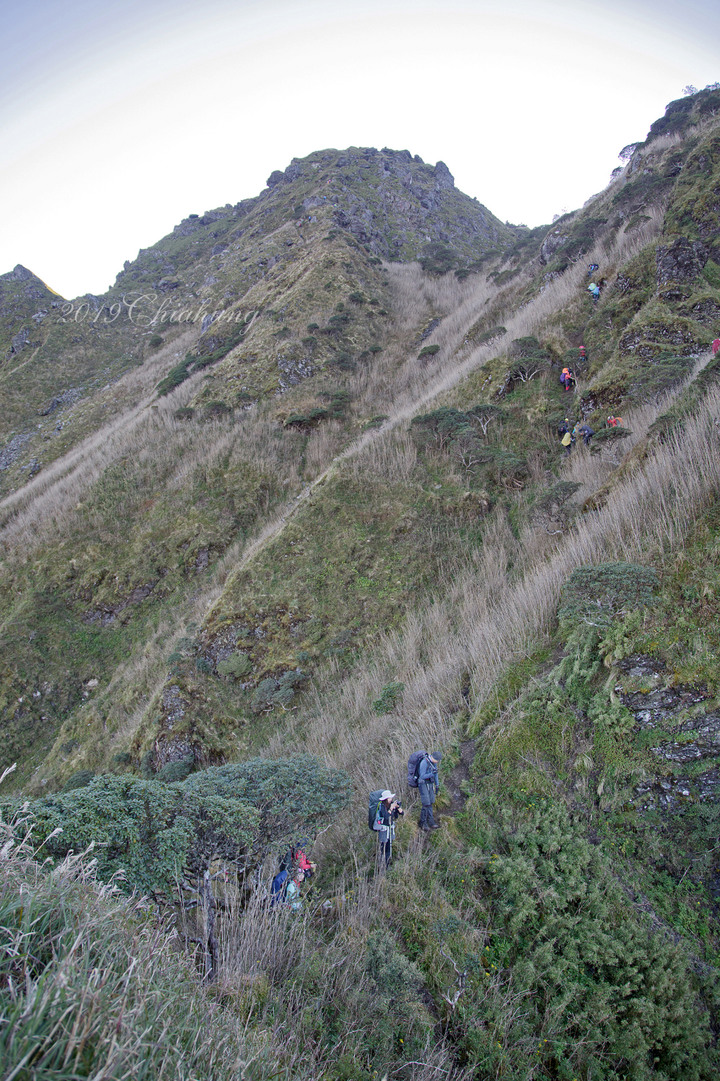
418, 752, 442, 831
292, 840, 317, 879
578, 345, 587, 368
588, 282, 600, 303
713, 337, 720, 356
560, 367, 575, 392
557, 417, 570, 439
579, 423, 594, 446
561, 429, 574, 456
285, 869, 305, 911
607, 415, 623, 428
587, 263, 599, 278
372, 790, 404, 867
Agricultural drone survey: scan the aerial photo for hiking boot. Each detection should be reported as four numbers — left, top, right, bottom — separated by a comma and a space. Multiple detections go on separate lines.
429, 823, 442, 829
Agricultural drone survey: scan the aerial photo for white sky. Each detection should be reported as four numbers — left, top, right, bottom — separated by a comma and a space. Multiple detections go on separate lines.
1, 0, 718, 299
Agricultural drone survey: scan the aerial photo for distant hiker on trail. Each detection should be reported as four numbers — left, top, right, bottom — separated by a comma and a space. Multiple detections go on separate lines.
578, 345, 587, 367
417, 752, 442, 831
579, 423, 594, 446
561, 429, 574, 456
558, 418, 570, 439
560, 367, 575, 392
713, 337, 720, 356
587, 263, 599, 278
588, 282, 600, 303
607, 415, 623, 428
370, 790, 404, 868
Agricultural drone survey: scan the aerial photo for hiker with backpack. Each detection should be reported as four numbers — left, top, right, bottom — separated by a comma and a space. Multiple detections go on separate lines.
369, 789, 404, 868
408, 750, 442, 831
291, 840, 317, 879
578, 423, 594, 447
270, 841, 317, 906
560, 368, 575, 392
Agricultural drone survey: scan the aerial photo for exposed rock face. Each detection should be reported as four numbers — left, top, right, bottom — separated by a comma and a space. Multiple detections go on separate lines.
685, 298, 720, 325
539, 228, 571, 266
153, 684, 195, 767
10, 327, 31, 355
656, 236, 708, 285
619, 321, 699, 359
0, 432, 31, 470
614, 655, 720, 808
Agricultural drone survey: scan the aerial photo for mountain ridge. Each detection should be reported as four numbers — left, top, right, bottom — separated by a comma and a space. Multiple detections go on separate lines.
2, 88, 720, 1081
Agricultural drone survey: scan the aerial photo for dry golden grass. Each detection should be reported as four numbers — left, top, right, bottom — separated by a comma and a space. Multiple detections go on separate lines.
268, 378, 720, 862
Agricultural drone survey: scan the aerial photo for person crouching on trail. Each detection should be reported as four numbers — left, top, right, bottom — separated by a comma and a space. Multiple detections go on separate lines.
418, 752, 442, 830
375, 790, 403, 868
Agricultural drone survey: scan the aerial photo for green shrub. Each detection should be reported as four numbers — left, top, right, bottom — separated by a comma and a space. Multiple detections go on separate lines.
203, 401, 232, 419
250, 670, 307, 713
156, 355, 193, 396
217, 652, 252, 679
418, 344, 440, 359
156, 755, 195, 783
559, 562, 660, 626
148, 333, 164, 348
329, 351, 356, 372
419, 242, 456, 274
283, 413, 310, 429
62, 769, 95, 792
372, 681, 404, 715
29, 756, 350, 896
455, 799, 717, 1078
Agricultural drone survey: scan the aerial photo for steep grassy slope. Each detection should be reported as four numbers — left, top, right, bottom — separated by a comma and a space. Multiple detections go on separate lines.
2, 90, 720, 1080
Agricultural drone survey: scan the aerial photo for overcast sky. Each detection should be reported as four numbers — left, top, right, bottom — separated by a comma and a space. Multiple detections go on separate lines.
1, 0, 718, 299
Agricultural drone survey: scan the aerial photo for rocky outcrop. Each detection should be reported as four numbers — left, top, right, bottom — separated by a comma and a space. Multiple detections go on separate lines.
656, 236, 708, 285
614, 655, 720, 809
539, 227, 571, 266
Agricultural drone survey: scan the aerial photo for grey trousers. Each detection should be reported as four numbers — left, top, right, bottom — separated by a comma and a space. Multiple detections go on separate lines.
418, 781, 437, 828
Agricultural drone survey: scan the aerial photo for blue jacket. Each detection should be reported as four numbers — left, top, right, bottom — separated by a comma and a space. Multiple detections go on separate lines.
418, 756, 439, 790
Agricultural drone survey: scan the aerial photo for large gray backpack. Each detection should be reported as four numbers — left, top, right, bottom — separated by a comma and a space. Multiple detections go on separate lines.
407, 750, 427, 788
368, 790, 384, 830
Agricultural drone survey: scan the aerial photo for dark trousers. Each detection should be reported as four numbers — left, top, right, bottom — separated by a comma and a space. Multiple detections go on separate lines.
419, 781, 436, 828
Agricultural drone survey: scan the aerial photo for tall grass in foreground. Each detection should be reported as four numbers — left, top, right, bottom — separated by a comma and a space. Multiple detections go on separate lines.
0, 785, 246, 1081
0, 784, 468, 1081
